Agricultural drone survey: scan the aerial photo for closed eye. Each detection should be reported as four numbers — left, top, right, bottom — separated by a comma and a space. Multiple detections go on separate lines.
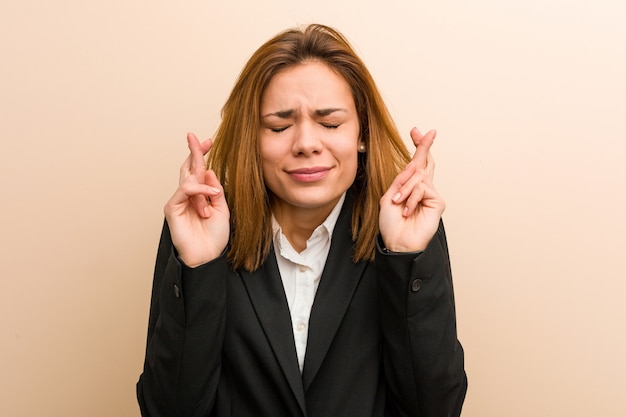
321, 123, 340, 129
270, 126, 290, 133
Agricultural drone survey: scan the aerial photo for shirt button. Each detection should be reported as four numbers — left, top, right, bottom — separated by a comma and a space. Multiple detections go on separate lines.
298, 265, 307, 273
296, 322, 306, 332
411, 279, 423, 292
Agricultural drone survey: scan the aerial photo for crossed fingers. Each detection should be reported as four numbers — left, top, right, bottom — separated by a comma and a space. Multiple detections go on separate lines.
390, 127, 437, 216
176, 132, 219, 218
180, 132, 213, 183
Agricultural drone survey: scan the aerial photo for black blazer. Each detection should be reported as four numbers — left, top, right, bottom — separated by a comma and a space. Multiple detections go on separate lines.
137, 196, 467, 417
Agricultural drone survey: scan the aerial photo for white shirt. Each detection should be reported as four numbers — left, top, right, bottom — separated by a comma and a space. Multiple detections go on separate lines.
271, 193, 346, 372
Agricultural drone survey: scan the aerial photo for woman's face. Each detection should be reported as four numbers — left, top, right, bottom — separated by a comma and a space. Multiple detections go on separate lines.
259, 61, 361, 216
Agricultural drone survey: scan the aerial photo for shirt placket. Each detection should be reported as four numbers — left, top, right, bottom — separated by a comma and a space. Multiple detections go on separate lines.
293, 262, 313, 370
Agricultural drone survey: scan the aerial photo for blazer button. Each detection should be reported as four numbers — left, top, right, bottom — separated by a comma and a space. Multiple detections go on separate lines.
411, 279, 423, 292
173, 283, 181, 298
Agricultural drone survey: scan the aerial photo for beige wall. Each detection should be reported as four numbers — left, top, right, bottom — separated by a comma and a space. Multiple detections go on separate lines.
1, 1, 625, 416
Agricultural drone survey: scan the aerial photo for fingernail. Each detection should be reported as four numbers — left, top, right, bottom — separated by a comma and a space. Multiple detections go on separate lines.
392, 192, 401, 203
208, 187, 220, 194
203, 207, 211, 217
402, 206, 409, 217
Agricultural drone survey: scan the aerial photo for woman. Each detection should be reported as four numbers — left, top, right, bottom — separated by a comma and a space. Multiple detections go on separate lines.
137, 24, 467, 417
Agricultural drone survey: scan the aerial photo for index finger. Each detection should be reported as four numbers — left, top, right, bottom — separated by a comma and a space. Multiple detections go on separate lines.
410, 127, 437, 167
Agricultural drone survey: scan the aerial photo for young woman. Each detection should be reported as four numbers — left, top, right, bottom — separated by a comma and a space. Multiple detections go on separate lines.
137, 24, 467, 417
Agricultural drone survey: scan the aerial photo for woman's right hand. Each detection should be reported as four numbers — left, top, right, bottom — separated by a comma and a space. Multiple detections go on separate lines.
164, 132, 230, 267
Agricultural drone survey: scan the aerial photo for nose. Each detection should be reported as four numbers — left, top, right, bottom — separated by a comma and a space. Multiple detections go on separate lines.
291, 120, 323, 156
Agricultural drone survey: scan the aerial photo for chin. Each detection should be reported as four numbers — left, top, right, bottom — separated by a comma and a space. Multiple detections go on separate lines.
282, 190, 344, 210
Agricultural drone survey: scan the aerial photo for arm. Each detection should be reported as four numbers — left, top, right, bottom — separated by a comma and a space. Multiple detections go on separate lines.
137, 221, 229, 417
377, 128, 466, 416
137, 133, 231, 416
376, 222, 467, 417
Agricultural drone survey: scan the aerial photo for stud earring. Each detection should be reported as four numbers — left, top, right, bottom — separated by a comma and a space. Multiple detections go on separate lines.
358, 143, 366, 153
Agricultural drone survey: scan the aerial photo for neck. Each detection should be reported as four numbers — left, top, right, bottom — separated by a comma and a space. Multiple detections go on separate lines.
272, 200, 338, 253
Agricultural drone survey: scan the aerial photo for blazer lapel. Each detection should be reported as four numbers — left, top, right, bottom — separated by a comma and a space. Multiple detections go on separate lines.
301, 197, 368, 391
239, 248, 307, 415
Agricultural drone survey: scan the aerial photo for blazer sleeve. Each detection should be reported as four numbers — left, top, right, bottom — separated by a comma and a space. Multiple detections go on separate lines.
376, 220, 467, 417
137, 221, 228, 417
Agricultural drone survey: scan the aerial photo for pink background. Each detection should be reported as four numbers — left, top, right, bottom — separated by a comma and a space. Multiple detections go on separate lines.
1, 1, 625, 416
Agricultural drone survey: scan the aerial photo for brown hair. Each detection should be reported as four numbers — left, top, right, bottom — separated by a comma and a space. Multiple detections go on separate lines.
207, 23, 411, 271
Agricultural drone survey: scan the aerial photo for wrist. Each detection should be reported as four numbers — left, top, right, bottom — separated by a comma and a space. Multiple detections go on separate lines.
377, 235, 425, 255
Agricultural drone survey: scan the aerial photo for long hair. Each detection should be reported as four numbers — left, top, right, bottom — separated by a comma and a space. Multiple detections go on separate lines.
207, 24, 411, 271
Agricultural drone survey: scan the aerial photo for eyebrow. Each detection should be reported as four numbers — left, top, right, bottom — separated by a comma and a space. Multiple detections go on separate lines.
261, 108, 347, 118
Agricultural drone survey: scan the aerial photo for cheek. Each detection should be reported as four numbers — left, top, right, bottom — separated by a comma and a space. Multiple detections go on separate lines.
348, 153, 359, 175
335, 145, 360, 176
259, 139, 277, 166
259, 143, 283, 187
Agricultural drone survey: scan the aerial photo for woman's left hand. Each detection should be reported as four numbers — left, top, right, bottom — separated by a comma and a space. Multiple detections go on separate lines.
379, 127, 445, 252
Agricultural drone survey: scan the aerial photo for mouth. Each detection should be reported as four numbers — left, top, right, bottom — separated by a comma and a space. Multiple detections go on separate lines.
286, 166, 331, 182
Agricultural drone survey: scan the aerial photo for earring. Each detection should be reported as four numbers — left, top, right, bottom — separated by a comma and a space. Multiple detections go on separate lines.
358, 143, 366, 153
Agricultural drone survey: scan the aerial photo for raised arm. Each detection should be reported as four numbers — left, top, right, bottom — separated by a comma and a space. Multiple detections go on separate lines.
137, 133, 231, 416
377, 128, 467, 416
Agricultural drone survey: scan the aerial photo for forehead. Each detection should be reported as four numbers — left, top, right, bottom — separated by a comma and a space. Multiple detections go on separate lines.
260, 61, 354, 109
